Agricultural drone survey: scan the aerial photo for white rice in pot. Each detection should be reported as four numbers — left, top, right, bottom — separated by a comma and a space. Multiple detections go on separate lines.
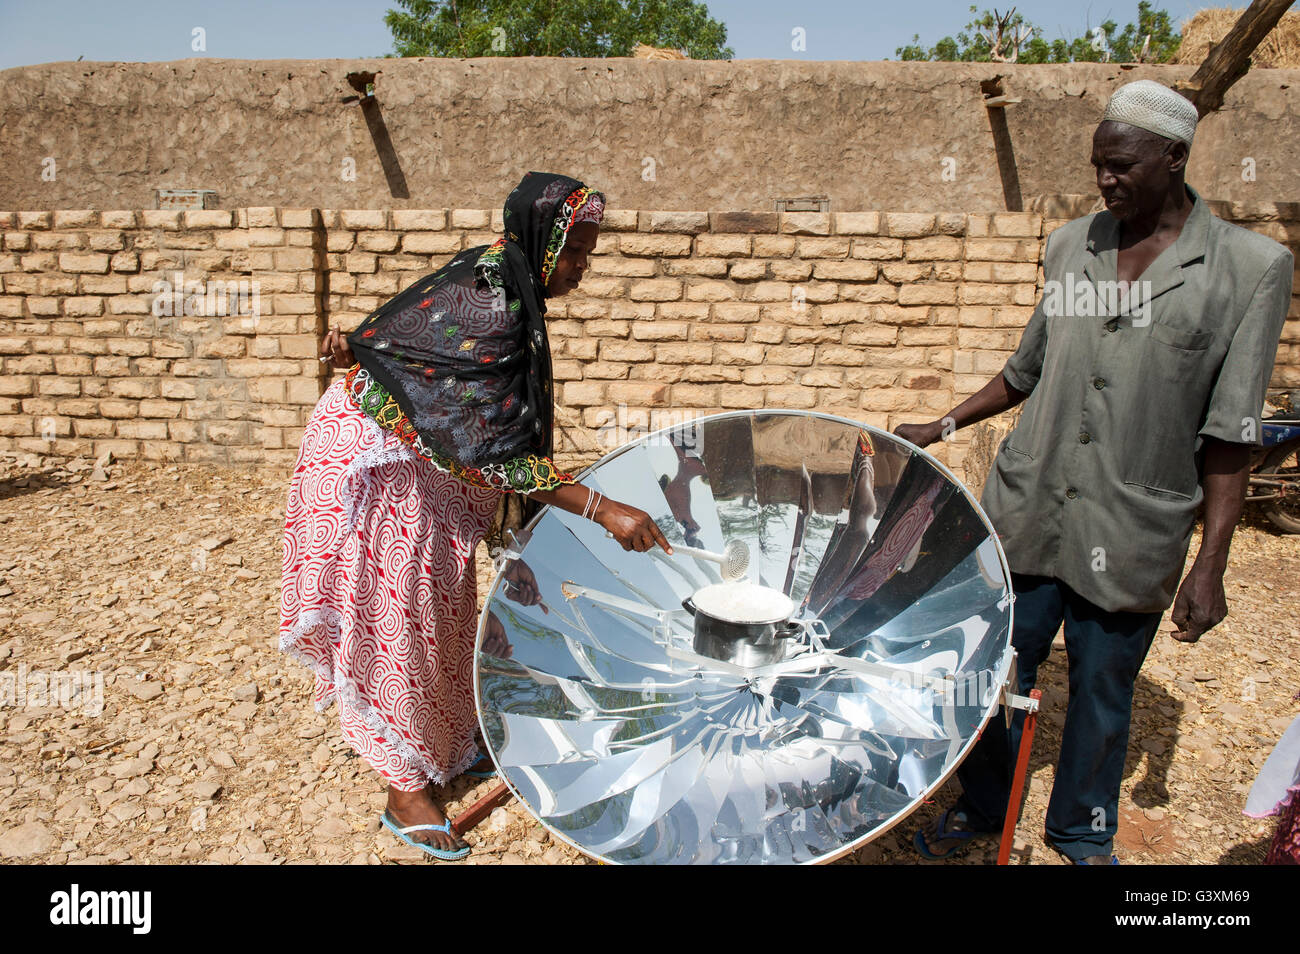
692, 582, 794, 624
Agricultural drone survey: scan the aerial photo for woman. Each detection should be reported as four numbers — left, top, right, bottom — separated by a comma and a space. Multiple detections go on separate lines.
280, 172, 670, 860
1245, 702, 1300, 865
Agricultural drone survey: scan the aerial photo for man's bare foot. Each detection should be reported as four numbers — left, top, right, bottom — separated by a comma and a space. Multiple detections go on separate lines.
384, 785, 466, 854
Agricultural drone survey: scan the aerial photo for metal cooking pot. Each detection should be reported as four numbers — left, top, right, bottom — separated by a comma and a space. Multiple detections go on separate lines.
682, 586, 801, 668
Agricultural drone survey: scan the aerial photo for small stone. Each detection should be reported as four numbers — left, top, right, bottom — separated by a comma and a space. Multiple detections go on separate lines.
384, 842, 429, 862
212, 751, 236, 769
62, 648, 90, 664
232, 683, 261, 703
318, 817, 351, 837
1193, 671, 1215, 682
0, 822, 56, 858
228, 701, 257, 721
201, 534, 234, 552
110, 757, 154, 779
123, 680, 164, 702
109, 802, 145, 824
193, 780, 223, 801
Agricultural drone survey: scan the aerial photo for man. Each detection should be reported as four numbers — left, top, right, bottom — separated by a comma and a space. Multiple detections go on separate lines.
896, 80, 1294, 864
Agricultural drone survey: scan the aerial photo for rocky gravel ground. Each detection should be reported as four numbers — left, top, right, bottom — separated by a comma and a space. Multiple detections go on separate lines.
0, 452, 1295, 865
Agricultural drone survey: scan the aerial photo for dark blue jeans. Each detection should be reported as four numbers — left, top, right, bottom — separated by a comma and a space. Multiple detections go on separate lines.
955, 573, 1161, 860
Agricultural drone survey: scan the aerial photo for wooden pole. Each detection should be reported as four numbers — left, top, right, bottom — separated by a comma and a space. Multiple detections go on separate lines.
1177, 0, 1296, 117
997, 688, 1042, 865
451, 780, 513, 836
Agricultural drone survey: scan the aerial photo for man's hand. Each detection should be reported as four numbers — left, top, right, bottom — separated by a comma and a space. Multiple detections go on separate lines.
894, 420, 944, 449
1173, 438, 1250, 643
1170, 561, 1228, 643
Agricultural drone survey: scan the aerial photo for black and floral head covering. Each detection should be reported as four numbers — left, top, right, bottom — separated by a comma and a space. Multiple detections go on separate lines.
345, 172, 605, 493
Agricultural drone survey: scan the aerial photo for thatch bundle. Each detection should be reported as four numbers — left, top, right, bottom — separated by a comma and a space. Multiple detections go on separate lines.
632, 43, 687, 60
1173, 7, 1300, 68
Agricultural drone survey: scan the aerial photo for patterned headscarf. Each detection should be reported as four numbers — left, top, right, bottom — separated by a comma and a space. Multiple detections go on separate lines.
345, 172, 606, 492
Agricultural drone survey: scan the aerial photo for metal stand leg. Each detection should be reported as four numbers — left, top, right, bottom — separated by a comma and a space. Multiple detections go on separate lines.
997, 687, 1042, 865
451, 781, 513, 837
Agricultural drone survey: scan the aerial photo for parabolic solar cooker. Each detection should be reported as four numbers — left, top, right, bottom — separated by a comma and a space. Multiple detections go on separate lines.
475, 410, 1014, 864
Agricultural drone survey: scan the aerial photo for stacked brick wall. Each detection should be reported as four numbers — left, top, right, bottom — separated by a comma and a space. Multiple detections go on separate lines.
1, 203, 1297, 473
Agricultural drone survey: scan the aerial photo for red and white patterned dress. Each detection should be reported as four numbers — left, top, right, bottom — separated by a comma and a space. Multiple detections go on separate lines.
279, 380, 501, 790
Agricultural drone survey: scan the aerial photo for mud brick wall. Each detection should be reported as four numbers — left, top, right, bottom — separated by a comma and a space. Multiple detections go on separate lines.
6, 59, 1299, 213
0, 208, 327, 466
0, 203, 1297, 472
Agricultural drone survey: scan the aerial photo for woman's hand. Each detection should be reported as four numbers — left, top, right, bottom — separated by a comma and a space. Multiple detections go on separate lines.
502, 559, 545, 612
320, 328, 356, 369
596, 498, 673, 554
482, 611, 513, 659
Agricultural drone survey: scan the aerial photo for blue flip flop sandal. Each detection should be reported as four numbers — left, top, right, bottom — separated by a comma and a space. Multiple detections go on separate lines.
462, 752, 497, 779
912, 809, 981, 860
380, 811, 470, 861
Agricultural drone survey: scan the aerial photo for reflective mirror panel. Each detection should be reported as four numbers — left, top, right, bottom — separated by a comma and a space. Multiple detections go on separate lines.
476, 411, 1013, 864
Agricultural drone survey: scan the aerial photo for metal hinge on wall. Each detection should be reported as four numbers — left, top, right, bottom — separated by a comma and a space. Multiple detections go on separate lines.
155, 189, 218, 210
774, 196, 830, 213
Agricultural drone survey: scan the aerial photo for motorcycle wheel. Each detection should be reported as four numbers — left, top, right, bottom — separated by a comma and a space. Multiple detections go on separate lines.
1259, 444, 1300, 534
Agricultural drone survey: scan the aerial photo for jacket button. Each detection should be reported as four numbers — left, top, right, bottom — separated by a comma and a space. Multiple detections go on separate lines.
1105, 319, 1119, 332
1066, 487, 1078, 499
1079, 432, 1091, 444
1093, 377, 1106, 389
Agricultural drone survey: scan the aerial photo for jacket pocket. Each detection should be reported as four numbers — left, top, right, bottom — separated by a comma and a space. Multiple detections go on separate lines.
1001, 440, 1034, 462
1148, 322, 1213, 353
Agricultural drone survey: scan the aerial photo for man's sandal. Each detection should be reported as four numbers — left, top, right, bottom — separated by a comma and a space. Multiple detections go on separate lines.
912, 809, 984, 860
380, 811, 470, 861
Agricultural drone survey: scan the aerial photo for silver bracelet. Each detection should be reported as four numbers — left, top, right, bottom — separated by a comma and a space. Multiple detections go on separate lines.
580, 485, 595, 520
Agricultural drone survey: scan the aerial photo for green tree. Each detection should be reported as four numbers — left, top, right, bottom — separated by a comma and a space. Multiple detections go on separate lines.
386, 0, 733, 59
896, 3, 1180, 64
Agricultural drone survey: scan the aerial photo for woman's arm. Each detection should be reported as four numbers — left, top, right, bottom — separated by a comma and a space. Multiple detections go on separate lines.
529, 484, 672, 554
321, 328, 355, 369
321, 332, 670, 553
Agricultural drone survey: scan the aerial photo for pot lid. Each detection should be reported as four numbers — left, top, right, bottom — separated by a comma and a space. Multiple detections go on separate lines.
691, 581, 794, 624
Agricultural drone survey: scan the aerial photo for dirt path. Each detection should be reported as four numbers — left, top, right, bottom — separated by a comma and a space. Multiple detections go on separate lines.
0, 453, 1295, 864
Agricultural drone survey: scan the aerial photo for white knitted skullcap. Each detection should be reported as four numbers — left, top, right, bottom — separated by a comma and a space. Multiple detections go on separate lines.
1102, 80, 1198, 146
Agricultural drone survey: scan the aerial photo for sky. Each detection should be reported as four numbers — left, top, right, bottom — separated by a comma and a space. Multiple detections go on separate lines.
0, 0, 1244, 69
